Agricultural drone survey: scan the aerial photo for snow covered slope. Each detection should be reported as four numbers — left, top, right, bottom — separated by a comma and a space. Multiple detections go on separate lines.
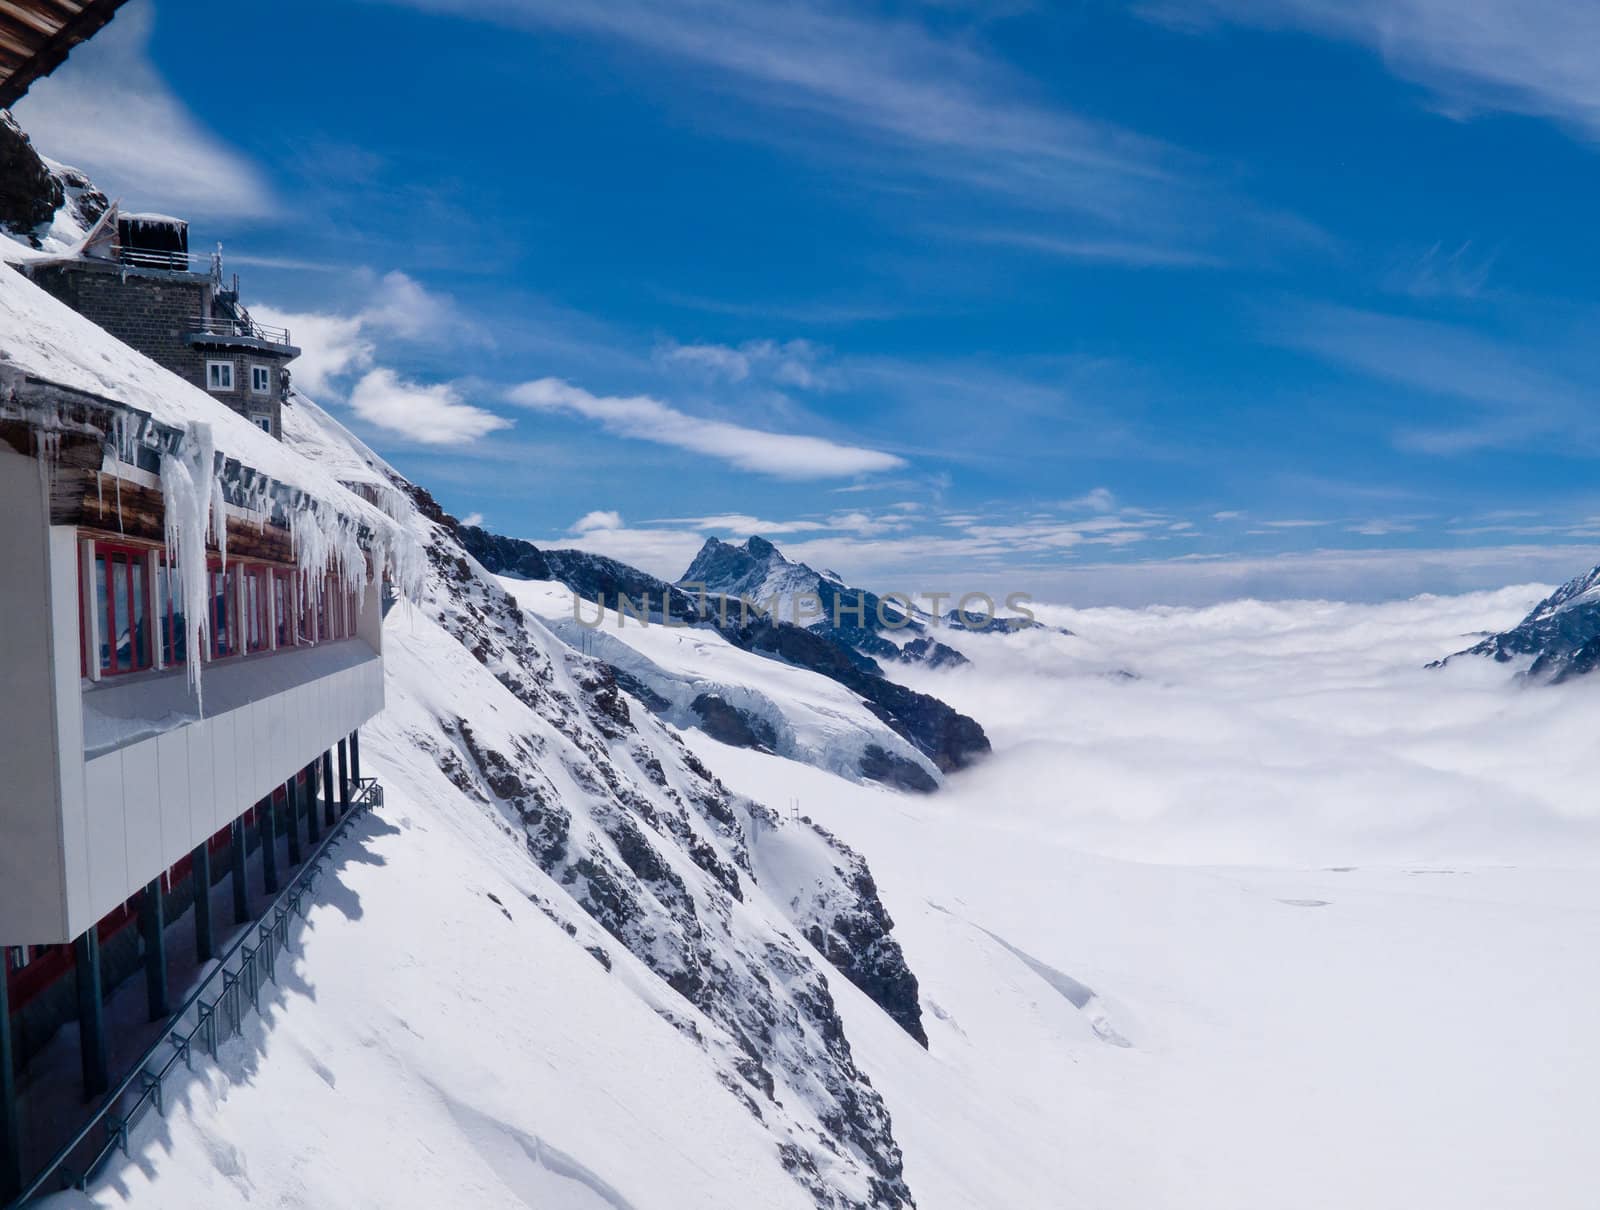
501, 577, 943, 791
68, 394, 931, 1209
69, 407, 1600, 1209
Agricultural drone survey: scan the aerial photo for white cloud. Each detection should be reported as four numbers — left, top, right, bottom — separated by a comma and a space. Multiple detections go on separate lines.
1063, 487, 1118, 512
507, 377, 906, 479
660, 514, 829, 536
361, 270, 484, 344
460, 512, 485, 528
556, 524, 709, 578
1347, 519, 1417, 536
12, 5, 275, 219
257, 272, 482, 416
348, 369, 512, 445
571, 510, 624, 533
657, 339, 825, 389
1152, 0, 1600, 143
251, 307, 373, 398
912, 584, 1600, 868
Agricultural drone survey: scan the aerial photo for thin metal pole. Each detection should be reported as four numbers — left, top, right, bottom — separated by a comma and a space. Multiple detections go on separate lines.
230, 817, 249, 924
140, 877, 169, 1021
285, 776, 304, 867
337, 739, 350, 814
305, 760, 321, 845
322, 749, 337, 827
73, 929, 108, 1096
260, 794, 279, 895
1, 963, 20, 1202
193, 842, 214, 963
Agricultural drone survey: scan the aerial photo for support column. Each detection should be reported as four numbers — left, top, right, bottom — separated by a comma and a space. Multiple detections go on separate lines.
322, 749, 337, 828
193, 843, 215, 963
1, 966, 20, 1202
285, 779, 304, 867
337, 739, 351, 815
139, 878, 169, 1022
231, 817, 249, 924
261, 794, 280, 895
73, 929, 108, 1097
350, 729, 361, 783
306, 761, 321, 845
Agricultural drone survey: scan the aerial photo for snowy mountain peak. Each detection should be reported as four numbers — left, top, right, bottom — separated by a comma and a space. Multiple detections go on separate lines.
1439, 561, 1600, 682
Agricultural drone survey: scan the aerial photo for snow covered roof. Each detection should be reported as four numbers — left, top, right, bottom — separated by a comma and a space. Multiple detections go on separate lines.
0, 263, 363, 521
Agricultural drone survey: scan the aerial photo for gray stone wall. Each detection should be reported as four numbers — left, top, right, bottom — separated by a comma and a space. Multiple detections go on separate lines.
27, 263, 287, 438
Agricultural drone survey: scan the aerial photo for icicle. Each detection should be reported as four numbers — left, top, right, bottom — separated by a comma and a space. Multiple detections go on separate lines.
160, 421, 218, 710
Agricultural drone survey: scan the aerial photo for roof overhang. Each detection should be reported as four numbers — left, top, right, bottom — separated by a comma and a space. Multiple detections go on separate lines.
0, 0, 131, 111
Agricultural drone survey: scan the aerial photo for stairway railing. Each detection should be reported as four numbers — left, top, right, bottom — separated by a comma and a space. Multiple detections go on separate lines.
7, 777, 385, 1206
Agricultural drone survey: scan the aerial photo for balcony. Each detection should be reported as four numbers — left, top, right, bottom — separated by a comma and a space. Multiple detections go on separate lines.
187, 314, 293, 348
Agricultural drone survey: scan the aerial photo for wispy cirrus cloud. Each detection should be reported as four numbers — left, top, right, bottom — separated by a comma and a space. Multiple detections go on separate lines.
1147, 0, 1600, 142
382, 0, 1167, 215
377, 0, 1317, 264
13, 5, 275, 219
1263, 301, 1592, 455
506, 377, 906, 479
959, 229, 1227, 269
656, 339, 826, 388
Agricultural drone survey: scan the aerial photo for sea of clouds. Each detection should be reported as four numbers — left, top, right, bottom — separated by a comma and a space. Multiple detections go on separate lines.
902, 584, 1600, 868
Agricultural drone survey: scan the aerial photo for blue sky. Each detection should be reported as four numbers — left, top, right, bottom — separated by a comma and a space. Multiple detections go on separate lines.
16, 0, 1600, 603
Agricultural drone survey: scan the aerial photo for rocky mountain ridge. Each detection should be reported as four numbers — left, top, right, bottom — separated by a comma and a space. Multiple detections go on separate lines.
1438, 563, 1600, 682
457, 526, 991, 788
682, 536, 971, 670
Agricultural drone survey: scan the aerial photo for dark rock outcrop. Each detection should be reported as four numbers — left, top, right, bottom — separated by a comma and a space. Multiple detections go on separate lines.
0, 112, 108, 247
691, 692, 777, 751
1436, 565, 1600, 683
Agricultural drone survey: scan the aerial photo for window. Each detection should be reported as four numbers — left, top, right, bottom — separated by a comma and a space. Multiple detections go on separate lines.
299, 572, 317, 643
157, 555, 187, 666
91, 542, 155, 675
273, 568, 296, 646
242, 565, 271, 653
206, 360, 234, 391
208, 563, 237, 659
255, 416, 272, 433
317, 575, 332, 640
250, 364, 272, 394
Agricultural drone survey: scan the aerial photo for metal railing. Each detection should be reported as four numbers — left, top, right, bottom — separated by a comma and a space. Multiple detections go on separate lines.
113, 246, 197, 272
8, 777, 385, 1206
186, 314, 292, 347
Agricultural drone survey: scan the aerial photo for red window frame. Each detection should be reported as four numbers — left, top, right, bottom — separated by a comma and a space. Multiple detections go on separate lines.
242, 564, 271, 653
317, 574, 333, 640
299, 572, 317, 643
273, 567, 296, 647
157, 553, 188, 667
90, 540, 156, 677
207, 561, 238, 660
